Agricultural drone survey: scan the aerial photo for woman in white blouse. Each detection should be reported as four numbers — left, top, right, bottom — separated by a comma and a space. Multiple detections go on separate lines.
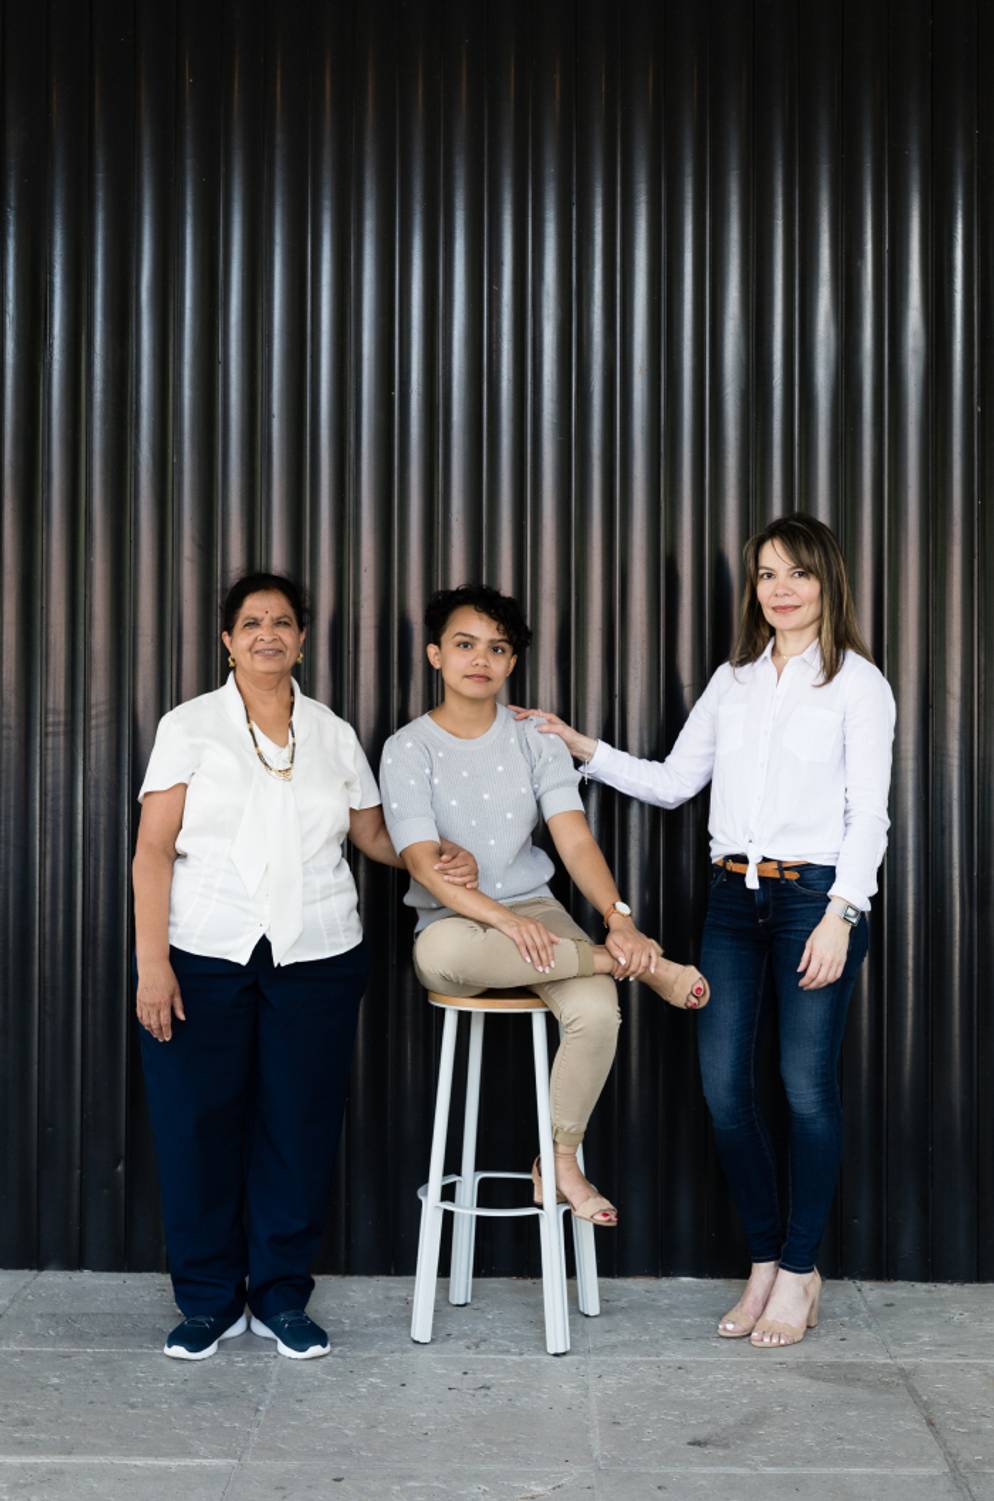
514, 515, 895, 1348
132, 572, 475, 1362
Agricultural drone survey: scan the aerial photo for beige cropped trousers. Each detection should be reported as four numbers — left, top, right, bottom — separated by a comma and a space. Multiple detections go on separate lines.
412, 896, 621, 1147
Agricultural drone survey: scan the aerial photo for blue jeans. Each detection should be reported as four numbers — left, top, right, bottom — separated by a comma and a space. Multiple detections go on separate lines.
697, 864, 869, 1274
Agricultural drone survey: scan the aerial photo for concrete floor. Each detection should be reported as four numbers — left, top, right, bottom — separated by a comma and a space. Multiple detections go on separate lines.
0, 1272, 992, 1500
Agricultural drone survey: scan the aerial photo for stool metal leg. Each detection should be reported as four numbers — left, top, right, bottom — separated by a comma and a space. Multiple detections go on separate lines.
449, 1011, 484, 1306
531, 1012, 570, 1355
572, 1144, 601, 1317
411, 1008, 459, 1344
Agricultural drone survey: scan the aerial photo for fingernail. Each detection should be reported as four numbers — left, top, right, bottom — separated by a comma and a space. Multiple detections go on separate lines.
694, 984, 704, 996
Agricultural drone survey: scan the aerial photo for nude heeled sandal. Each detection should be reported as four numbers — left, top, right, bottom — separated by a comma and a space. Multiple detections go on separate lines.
750, 1271, 822, 1349
530, 1157, 618, 1227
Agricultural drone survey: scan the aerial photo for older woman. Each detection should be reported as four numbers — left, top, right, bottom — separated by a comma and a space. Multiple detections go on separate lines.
133, 571, 475, 1360
514, 515, 895, 1346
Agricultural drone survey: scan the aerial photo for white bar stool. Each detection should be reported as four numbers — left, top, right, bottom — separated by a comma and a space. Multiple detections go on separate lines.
410, 988, 600, 1356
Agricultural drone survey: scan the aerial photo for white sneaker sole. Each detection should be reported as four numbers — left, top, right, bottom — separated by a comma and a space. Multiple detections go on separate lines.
249, 1313, 330, 1359
163, 1311, 247, 1360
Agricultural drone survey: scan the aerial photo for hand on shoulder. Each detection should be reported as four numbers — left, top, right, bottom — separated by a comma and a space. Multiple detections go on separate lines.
507, 705, 596, 763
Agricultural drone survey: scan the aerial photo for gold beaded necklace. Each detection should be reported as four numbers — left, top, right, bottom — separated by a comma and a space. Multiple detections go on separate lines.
241, 695, 296, 781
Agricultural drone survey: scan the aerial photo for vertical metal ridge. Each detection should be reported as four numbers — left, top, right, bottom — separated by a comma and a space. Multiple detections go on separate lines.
82, 0, 137, 1269
885, 0, 932, 1278
839, 0, 887, 1278
930, 0, 977, 1280
976, 0, 994, 1279
0, 0, 46, 1269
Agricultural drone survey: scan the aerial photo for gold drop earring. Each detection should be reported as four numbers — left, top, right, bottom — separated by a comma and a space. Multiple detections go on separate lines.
296, 652, 304, 664
228, 655, 235, 667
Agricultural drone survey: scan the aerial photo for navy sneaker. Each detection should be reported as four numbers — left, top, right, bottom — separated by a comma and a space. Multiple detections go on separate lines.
163, 1311, 247, 1360
249, 1309, 330, 1359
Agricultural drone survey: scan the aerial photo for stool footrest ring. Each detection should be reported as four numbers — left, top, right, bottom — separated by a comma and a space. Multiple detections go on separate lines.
416, 1173, 571, 1220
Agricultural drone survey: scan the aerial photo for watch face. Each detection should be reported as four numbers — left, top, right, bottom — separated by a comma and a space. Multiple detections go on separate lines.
614, 901, 632, 917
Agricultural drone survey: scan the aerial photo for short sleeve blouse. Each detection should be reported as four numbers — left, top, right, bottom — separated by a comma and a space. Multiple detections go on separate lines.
139, 674, 380, 965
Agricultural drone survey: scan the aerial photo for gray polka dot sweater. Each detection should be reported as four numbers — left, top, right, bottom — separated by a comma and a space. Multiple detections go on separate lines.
379, 704, 585, 931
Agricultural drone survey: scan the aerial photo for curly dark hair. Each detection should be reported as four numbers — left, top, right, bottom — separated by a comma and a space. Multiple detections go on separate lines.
424, 584, 532, 657
221, 572, 310, 635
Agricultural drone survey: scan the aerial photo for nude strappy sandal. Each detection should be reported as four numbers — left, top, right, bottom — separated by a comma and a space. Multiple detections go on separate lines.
530, 1156, 618, 1227
642, 956, 710, 1010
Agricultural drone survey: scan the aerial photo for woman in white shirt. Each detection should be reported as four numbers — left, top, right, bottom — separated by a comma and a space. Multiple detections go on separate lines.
132, 572, 475, 1362
514, 515, 895, 1348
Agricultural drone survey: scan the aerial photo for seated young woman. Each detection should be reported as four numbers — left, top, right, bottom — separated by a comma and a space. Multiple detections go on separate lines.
379, 584, 709, 1226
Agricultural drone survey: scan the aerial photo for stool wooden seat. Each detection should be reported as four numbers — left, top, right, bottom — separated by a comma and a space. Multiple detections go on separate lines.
428, 987, 549, 1010
411, 987, 600, 1356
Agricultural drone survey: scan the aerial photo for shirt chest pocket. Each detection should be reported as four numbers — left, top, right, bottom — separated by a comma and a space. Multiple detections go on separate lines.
716, 703, 747, 757
782, 705, 844, 765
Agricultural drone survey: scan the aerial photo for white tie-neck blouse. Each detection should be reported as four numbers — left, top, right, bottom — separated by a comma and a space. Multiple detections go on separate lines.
138, 674, 380, 965
585, 639, 896, 910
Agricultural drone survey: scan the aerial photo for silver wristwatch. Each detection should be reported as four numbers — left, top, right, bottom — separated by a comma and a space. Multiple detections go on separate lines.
826, 897, 862, 928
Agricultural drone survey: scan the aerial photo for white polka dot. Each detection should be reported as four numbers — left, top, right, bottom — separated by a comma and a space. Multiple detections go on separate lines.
489, 839, 496, 846
450, 799, 458, 807
391, 802, 398, 809
505, 812, 512, 820
520, 787, 527, 794
461, 770, 468, 777
482, 792, 490, 800
409, 779, 415, 786
438, 750, 444, 757
471, 820, 477, 827
386, 757, 393, 764
497, 765, 504, 772
405, 742, 413, 748
496, 882, 503, 890
433, 776, 440, 784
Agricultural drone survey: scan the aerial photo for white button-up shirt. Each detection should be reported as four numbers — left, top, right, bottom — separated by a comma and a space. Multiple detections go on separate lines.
586, 640, 896, 909
139, 675, 380, 965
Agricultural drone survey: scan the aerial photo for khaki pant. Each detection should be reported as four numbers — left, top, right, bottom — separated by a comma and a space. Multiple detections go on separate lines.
413, 897, 621, 1147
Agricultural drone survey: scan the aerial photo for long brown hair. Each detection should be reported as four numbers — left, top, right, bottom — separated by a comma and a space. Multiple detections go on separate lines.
731, 514, 874, 685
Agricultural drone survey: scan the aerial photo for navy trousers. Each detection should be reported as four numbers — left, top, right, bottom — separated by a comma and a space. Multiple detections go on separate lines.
138, 937, 368, 1323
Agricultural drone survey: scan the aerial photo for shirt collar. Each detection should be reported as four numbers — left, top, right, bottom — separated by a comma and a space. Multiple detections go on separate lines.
221, 672, 311, 744
760, 635, 822, 671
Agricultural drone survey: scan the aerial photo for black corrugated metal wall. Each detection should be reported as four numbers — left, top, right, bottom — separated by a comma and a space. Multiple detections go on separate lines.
1, 0, 991, 1280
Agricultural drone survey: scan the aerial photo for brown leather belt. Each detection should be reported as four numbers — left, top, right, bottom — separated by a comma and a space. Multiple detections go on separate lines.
714, 857, 805, 881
